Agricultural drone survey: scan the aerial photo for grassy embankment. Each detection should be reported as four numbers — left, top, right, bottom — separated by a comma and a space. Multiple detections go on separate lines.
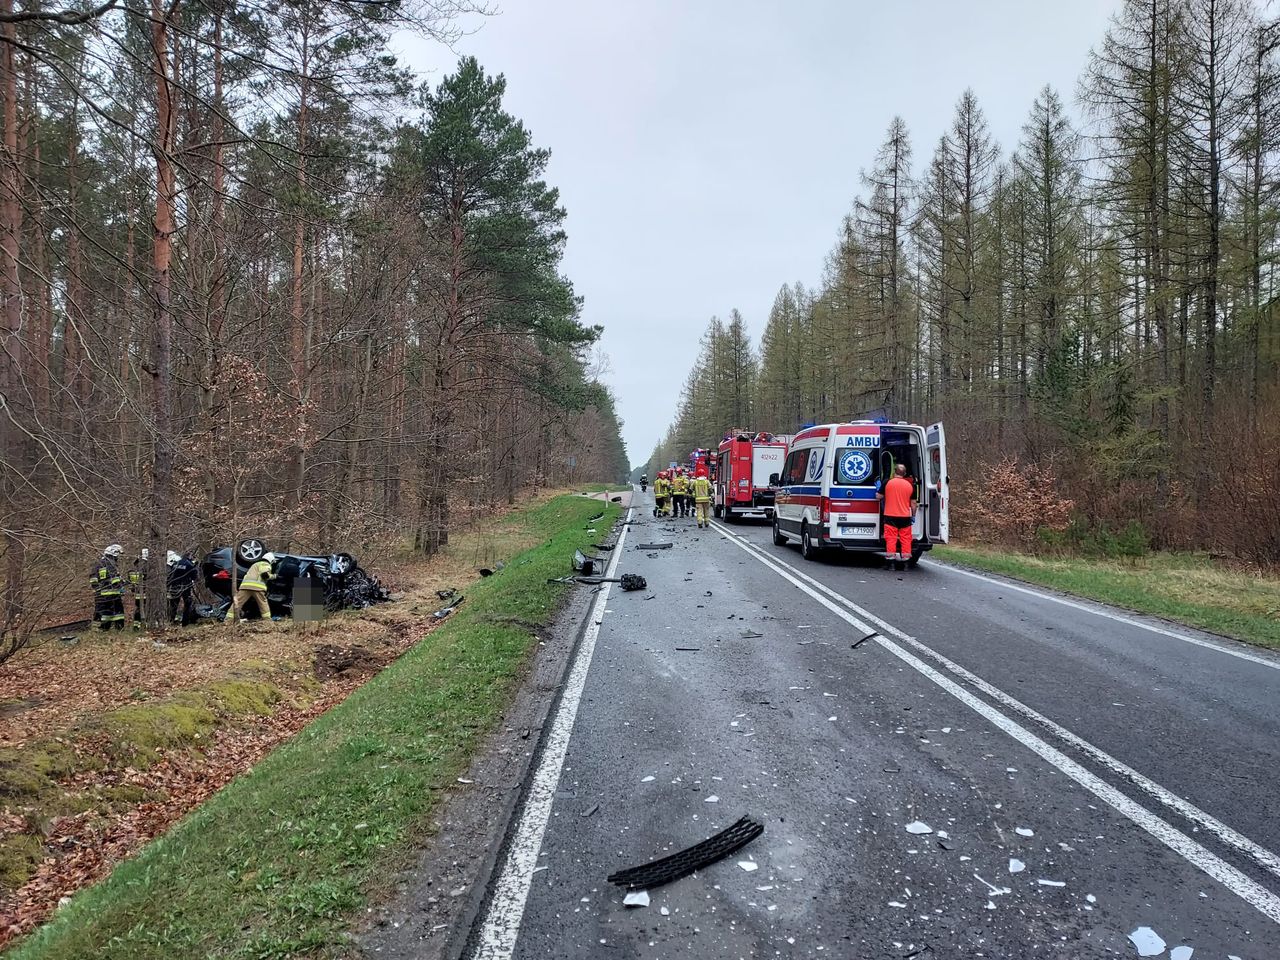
935, 544, 1280, 651
7, 494, 619, 960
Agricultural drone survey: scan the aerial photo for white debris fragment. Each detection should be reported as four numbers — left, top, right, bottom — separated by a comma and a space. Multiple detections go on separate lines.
828, 716, 837, 722
1169, 947, 1193, 960
737, 860, 759, 873
1037, 879, 1065, 887
1006, 767, 1017, 773
456, 777, 474, 784
660, 906, 670, 916
985, 900, 997, 910
641, 775, 655, 782
704, 795, 720, 803
756, 885, 774, 891
1015, 827, 1034, 837
905, 821, 933, 835
888, 901, 908, 908
974, 873, 1012, 896
936, 830, 949, 839
942, 727, 952, 733
623, 890, 650, 908
1128, 927, 1167, 957
1008, 859, 1025, 874
1086, 894, 1096, 904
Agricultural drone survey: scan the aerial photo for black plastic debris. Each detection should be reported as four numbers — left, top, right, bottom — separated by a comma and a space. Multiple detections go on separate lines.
593, 543, 615, 551
851, 631, 878, 650
479, 568, 494, 577
610, 496, 623, 502
329, 567, 393, 611
620, 574, 647, 591
573, 549, 600, 575
636, 543, 673, 550
740, 629, 763, 639
587, 513, 605, 525
432, 594, 465, 620
607, 815, 764, 890
436, 588, 458, 601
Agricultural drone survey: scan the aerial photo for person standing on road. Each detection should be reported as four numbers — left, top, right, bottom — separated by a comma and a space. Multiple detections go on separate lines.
692, 471, 713, 528
653, 471, 667, 517
673, 469, 690, 518
226, 551, 276, 622
878, 464, 917, 571
91, 544, 127, 630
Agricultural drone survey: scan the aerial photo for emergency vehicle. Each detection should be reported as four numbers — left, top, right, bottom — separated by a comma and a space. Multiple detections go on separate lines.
688, 448, 716, 481
713, 431, 790, 522
772, 420, 949, 564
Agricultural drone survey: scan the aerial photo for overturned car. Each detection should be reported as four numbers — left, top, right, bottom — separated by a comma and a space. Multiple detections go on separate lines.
201, 537, 391, 618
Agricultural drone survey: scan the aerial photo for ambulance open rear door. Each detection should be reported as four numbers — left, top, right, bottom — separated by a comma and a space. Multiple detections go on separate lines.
926, 422, 949, 543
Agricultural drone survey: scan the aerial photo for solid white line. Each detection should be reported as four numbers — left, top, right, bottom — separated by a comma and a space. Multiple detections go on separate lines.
937, 559, 1280, 672
710, 521, 1280, 926
713, 524, 1280, 883
472, 509, 633, 960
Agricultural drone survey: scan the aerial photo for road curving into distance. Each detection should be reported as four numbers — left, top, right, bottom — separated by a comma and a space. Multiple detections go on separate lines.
462, 487, 1280, 960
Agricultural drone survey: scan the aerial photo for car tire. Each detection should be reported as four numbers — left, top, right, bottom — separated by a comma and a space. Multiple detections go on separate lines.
772, 518, 787, 546
236, 538, 267, 565
713, 504, 722, 519
800, 522, 821, 561
907, 551, 921, 569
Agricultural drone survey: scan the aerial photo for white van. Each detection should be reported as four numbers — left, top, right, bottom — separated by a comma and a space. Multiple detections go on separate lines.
771, 421, 949, 564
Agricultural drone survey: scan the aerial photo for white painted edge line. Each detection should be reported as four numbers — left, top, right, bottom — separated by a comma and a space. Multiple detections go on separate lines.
938, 558, 1280, 672
712, 524, 1280, 883
710, 521, 1280, 926
473, 508, 633, 960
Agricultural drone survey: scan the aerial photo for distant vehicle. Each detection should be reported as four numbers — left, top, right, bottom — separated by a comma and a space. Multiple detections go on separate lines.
713, 431, 789, 522
772, 420, 949, 565
201, 538, 383, 617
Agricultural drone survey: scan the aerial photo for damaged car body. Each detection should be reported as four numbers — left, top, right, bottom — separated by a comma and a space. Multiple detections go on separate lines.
201, 537, 391, 618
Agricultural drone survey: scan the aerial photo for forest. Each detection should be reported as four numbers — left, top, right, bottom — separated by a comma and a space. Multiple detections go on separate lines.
0, 0, 629, 652
649, 0, 1280, 565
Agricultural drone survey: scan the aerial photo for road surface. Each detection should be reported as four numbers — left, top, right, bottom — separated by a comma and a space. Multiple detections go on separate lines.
464, 488, 1280, 959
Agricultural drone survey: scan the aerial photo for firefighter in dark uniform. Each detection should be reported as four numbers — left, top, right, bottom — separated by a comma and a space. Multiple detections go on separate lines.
166, 550, 199, 625
91, 544, 127, 630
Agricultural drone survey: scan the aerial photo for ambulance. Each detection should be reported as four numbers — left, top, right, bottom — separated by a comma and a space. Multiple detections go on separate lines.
772, 420, 949, 564
713, 431, 789, 522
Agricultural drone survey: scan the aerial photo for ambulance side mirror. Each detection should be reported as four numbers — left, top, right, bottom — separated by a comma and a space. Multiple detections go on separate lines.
769, 473, 780, 486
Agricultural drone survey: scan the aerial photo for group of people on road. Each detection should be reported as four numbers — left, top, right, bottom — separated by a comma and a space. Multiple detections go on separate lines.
651, 467, 714, 529
90, 543, 201, 630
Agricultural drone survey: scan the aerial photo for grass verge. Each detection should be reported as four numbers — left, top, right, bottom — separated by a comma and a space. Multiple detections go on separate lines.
935, 544, 1280, 650
6, 495, 619, 960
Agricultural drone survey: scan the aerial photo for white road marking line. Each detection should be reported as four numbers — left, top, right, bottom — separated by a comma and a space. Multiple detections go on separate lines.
937, 559, 1280, 672
711, 521, 1280, 926
473, 509, 633, 960
717, 526, 1280, 883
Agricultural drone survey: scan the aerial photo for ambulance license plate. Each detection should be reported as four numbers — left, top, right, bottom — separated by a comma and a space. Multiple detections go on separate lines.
840, 524, 876, 537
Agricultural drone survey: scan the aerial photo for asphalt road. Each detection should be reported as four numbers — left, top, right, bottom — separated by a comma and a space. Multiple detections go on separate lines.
464, 489, 1280, 960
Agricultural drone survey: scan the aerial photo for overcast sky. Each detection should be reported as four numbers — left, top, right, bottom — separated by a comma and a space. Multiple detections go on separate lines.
397, 0, 1122, 468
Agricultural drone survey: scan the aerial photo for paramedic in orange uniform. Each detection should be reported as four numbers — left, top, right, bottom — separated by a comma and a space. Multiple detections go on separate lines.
879, 464, 917, 571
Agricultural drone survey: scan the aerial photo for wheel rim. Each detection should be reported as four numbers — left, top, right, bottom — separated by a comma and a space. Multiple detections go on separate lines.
240, 540, 264, 561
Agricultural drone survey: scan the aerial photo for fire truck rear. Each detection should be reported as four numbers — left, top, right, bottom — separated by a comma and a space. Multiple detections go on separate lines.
713, 431, 789, 521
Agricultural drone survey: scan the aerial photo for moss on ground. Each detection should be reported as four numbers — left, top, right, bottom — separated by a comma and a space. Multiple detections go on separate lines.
0, 742, 80, 804
0, 833, 45, 891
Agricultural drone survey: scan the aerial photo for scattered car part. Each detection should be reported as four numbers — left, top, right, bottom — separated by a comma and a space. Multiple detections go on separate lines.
620, 574, 647, 591
479, 568, 494, 577
572, 549, 600, 575
851, 631, 878, 649
610, 496, 623, 503
437, 588, 458, 600
635, 543, 673, 550
740, 629, 763, 639
236, 537, 267, 565
432, 595, 465, 620
607, 815, 765, 890
594, 543, 615, 551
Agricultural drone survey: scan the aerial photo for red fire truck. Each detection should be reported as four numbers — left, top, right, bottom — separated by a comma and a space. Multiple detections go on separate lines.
713, 431, 789, 521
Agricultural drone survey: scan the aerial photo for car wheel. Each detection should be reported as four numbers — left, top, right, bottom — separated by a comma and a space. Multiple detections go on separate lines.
329, 552, 355, 576
236, 538, 267, 565
713, 504, 722, 518
907, 551, 921, 569
773, 518, 787, 546
800, 522, 821, 561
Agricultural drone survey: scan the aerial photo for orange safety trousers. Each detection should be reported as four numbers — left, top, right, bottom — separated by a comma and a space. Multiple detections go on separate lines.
884, 520, 912, 558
